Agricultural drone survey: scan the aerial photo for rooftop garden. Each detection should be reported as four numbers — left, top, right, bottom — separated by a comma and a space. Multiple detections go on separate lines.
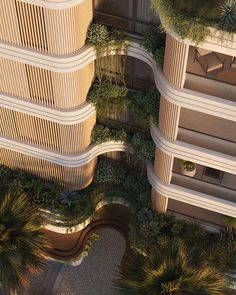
152, 0, 236, 43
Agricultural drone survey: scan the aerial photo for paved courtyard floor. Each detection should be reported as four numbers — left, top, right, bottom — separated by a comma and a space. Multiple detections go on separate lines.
26, 228, 126, 295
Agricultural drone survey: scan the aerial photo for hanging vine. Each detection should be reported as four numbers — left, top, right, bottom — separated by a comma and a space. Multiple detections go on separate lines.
86, 23, 129, 84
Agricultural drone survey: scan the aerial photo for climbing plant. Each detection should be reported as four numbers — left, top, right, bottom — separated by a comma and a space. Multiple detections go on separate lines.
87, 24, 129, 84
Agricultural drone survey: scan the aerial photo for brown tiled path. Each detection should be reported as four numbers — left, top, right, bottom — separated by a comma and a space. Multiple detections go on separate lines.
26, 227, 126, 295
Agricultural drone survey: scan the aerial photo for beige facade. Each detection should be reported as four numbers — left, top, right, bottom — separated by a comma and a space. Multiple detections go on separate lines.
1, 0, 236, 222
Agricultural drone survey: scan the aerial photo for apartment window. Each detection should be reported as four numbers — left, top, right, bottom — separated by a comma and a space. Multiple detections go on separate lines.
203, 167, 224, 180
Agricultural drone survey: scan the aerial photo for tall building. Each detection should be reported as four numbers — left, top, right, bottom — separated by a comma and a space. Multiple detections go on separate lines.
1, 0, 236, 228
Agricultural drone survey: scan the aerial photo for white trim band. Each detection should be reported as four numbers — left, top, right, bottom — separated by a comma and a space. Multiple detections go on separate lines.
147, 162, 236, 218
1, 42, 236, 122
0, 94, 96, 125
0, 137, 126, 167
151, 124, 236, 175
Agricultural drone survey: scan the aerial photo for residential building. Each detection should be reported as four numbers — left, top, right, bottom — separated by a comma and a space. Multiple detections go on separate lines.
1, 0, 236, 229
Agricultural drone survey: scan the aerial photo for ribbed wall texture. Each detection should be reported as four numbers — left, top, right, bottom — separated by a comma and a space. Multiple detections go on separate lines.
158, 97, 180, 141
1, 0, 93, 55
163, 34, 189, 88
1, 58, 95, 108
151, 189, 168, 213
154, 148, 174, 184
1, 148, 97, 189
1, 108, 96, 153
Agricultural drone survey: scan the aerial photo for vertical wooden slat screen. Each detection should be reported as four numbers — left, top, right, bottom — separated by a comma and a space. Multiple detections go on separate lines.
1, 148, 97, 189
1, 58, 95, 108
0, 0, 93, 55
1, 108, 96, 154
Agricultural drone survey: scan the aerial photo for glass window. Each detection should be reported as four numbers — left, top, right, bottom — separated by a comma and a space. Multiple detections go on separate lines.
94, 0, 132, 18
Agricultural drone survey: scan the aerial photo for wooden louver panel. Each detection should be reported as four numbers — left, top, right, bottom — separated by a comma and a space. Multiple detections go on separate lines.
1, 58, 95, 108
1, 148, 97, 189
15, 1, 48, 52
1, 108, 96, 154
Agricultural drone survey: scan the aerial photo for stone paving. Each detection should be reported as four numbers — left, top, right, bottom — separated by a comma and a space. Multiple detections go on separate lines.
27, 228, 126, 295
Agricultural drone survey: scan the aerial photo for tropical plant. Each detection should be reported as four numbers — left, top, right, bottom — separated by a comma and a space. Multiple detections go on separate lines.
0, 192, 49, 294
114, 238, 226, 294
180, 160, 196, 171
219, 0, 236, 32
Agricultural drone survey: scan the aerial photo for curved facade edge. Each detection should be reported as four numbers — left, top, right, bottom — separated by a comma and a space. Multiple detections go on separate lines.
150, 124, 236, 175
0, 137, 126, 168
147, 163, 236, 218
16, 0, 86, 9
165, 28, 236, 57
1, 94, 96, 125
2, 42, 236, 122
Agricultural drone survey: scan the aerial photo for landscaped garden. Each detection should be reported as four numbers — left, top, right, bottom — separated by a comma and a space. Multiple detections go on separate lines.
1, 17, 236, 295
152, 0, 236, 43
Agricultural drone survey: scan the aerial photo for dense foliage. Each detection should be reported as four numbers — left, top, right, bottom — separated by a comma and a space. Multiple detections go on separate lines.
141, 28, 166, 67
88, 81, 128, 117
0, 192, 49, 294
114, 238, 226, 295
91, 124, 155, 161
88, 81, 160, 127
152, 0, 236, 43
86, 23, 129, 83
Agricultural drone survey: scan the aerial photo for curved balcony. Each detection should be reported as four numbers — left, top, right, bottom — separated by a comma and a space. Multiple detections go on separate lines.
1, 42, 236, 122
1, 93, 95, 125
147, 162, 236, 218
17, 0, 86, 9
151, 124, 236, 175
0, 137, 126, 167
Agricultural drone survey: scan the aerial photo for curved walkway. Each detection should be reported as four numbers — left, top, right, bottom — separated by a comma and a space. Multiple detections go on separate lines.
27, 228, 126, 295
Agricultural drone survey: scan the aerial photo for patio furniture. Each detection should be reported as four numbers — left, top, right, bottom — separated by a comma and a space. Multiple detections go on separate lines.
194, 48, 224, 75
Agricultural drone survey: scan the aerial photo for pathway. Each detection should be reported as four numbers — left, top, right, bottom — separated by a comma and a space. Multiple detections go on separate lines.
26, 227, 126, 295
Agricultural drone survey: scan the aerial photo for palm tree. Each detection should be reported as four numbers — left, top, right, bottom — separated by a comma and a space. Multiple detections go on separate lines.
0, 192, 49, 295
114, 238, 225, 295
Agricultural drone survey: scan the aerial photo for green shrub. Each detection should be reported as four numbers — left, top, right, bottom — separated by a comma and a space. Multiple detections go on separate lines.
94, 160, 121, 185
87, 24, 129, 84
130, 133, 155, 161
128, 90, 160, 127
86, 23, 109, 46
180, 160, 196, 171
91, 125, 128, 144
141, 28, 166, 53
88, 81, 128, 117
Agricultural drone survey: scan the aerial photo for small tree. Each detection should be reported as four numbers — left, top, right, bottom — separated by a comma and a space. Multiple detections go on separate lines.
0, 192, 49, 294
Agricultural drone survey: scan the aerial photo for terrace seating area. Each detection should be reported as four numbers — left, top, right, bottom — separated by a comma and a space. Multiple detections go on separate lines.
187, 46, 236, 86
